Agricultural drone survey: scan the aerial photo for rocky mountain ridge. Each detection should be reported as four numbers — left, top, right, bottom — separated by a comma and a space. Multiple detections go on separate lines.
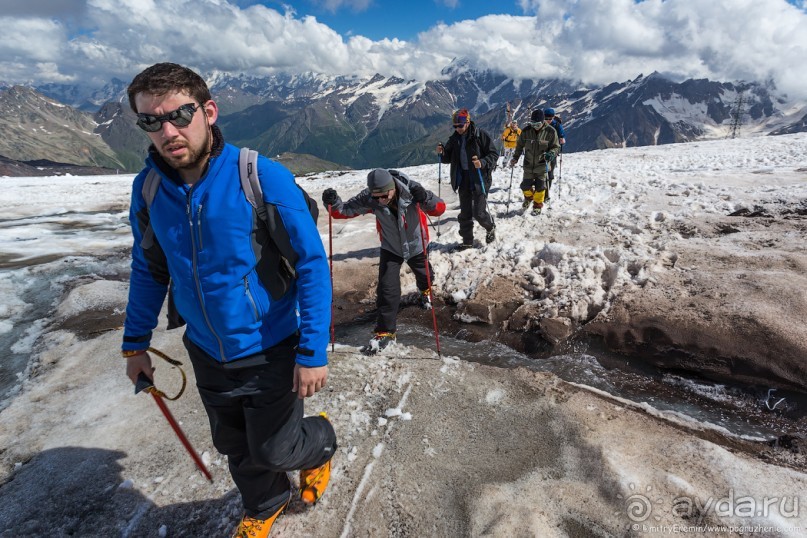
3, 64, 805, 174
0, 86, 125, 172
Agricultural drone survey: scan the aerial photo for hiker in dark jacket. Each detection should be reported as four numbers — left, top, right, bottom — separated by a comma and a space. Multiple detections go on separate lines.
437, 108, 498, 249
510, 109, 561, 215
122, 62, 336, 538
322, 169, 445, 353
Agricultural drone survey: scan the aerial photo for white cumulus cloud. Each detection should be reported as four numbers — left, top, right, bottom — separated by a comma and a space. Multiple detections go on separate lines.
516, 0, 807, 95
0, 0, 805, 97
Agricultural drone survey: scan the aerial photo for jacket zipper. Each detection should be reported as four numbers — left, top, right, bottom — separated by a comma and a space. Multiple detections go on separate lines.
187, 190, 226, 360
400, 207, 410, 259
243, 276, 260, 322
196, 204, 204, 250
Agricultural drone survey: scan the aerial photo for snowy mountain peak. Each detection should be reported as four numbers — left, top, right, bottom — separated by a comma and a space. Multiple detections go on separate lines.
441, 57, 472, 77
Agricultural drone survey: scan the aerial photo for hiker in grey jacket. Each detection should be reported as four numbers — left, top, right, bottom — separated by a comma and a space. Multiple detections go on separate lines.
322, 169, 446, 353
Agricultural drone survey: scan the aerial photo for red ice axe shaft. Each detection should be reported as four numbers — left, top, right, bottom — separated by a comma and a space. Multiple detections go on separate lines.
136, 373, 213, 482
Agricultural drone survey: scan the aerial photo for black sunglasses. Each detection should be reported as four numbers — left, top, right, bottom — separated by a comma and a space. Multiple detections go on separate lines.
372, 192, 392, 200
453, 123, 467, 129
136, 103, 200, 132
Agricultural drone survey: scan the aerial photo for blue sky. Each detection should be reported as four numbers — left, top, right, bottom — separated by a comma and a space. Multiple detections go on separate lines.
256, 0, 523, 40
1, 0, 806, 97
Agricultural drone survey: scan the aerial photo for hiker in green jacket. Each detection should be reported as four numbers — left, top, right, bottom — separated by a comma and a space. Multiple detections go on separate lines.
510, 109, 561, 215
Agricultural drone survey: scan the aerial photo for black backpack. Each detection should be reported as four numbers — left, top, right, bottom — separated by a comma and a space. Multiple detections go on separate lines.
141, 147, 319, 302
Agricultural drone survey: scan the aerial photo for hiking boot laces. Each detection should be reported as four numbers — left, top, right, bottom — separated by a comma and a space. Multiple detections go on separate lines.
232, 501, 288, 538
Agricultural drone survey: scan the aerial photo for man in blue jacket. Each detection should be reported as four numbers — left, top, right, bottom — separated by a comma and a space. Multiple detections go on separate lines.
121, 63, 336, 538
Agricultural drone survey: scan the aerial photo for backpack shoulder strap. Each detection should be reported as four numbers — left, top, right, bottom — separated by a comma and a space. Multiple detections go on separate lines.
139, 169, 161, 249
239, 147, 299, 279
142, 169, 161, 207
388, 169, 408, 185
239, 147, 267, 223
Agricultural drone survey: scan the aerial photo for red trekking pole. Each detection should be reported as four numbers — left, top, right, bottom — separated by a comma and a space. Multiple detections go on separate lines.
417, 203, 441, 358
436, 157, 442, 238
328, 204, 335, 353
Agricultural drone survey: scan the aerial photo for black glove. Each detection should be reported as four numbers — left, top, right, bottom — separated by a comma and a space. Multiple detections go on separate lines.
410, 183, 428, 203
322, 188, 339, 206
544, 151, 555, 162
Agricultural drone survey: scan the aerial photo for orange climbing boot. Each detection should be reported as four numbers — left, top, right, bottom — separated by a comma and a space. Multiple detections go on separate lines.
419, 288, 433, 311
300, 412, 334, 504
232, 500, 288, 538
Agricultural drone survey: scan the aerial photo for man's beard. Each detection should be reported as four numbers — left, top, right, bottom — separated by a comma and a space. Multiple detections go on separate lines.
160, 128, 211, 171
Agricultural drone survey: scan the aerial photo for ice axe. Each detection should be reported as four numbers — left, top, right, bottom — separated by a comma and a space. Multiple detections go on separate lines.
135, 350, 212, 482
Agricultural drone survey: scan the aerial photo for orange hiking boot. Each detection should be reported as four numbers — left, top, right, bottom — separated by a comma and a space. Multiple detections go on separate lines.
232, 500, 288, 538
419, 288, 433, 311
300, 412, 333, 504
361, 331, 396, 355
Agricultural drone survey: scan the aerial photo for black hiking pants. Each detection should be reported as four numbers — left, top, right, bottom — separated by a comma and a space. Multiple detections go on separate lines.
457, 170, 494, 244
375, 248, 432, 334
184, 333, 337, 519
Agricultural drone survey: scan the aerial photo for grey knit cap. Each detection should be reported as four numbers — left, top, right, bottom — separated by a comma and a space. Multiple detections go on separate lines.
367, 168, 395, 193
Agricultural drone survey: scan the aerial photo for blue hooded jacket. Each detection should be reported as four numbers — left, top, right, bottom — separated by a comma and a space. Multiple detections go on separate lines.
123, 137, 331, 367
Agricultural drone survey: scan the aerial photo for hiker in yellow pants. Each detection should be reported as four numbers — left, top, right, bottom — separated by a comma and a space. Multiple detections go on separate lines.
510, 109, 560, 215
